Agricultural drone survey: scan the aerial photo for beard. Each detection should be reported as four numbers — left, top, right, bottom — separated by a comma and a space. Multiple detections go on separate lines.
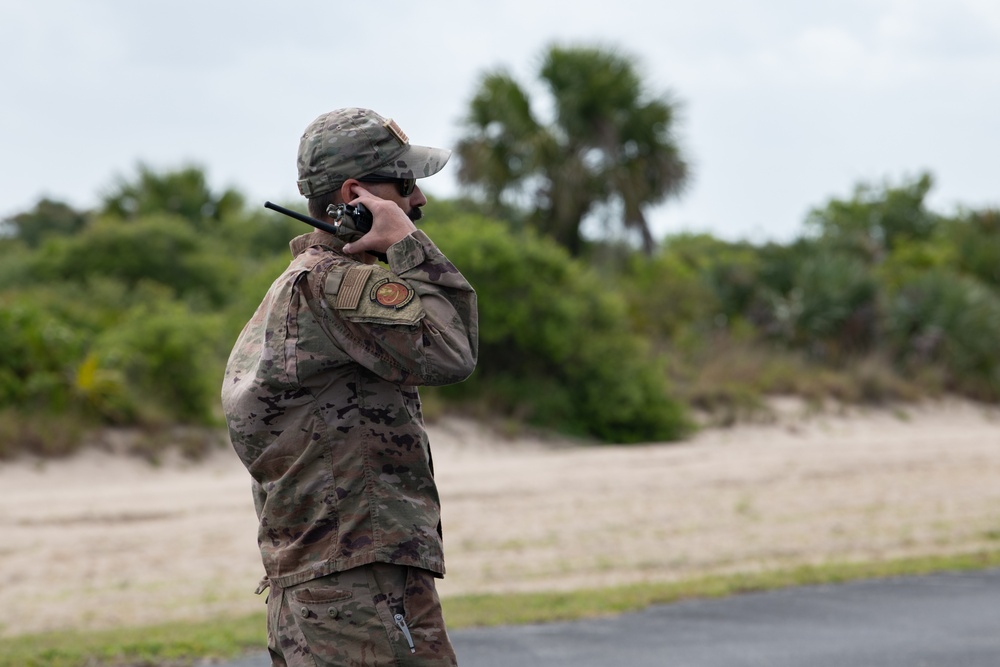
407, 206, 423, 222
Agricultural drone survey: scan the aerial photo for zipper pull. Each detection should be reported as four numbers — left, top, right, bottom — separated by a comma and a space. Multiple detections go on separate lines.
393, 613, 416, 654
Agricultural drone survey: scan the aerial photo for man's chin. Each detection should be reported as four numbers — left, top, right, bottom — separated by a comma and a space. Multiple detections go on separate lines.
408, 208, 423, 223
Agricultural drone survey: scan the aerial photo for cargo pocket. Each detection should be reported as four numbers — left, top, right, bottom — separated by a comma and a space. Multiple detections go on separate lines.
288, 569, 395, 667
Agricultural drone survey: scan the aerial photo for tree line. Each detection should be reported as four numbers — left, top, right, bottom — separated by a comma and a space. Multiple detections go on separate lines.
1, 45, 998, 457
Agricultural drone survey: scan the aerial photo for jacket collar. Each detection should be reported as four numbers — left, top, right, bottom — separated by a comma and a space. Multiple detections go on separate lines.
289, 230, 343, 257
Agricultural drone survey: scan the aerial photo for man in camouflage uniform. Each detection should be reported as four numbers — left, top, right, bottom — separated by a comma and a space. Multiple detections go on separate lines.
222, 107, 478, 666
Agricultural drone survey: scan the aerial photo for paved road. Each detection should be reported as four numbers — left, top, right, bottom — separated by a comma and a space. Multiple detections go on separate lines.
223, 568, 1000, 666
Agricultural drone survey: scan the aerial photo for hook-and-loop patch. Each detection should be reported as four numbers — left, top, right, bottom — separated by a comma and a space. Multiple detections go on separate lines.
325, 264, 424, 326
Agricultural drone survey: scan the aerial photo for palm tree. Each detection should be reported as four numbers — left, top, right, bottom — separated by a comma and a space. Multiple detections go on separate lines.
456, 44, 689, 255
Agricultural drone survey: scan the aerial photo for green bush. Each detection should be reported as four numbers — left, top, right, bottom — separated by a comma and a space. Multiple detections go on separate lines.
0, 293, 109, 457
805, 172, 938, 260
943, 210, 1000, 289
421, 213, 690, 443
90, 300, 223, 425
220, 205, 309, 258
0, 295, 85, 412
885, 270, 1000, 399
5, 166, 1000, 453
29, 215, 241, 307
0, 285, 223, 431
786, 251, 879, 357
1, 197, 89, 248
620, 240, 720, 340
100, 163, 246, 231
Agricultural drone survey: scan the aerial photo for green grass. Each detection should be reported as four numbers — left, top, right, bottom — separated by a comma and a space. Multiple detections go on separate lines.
3, 550, 1000, 667
0, 613, 265, 667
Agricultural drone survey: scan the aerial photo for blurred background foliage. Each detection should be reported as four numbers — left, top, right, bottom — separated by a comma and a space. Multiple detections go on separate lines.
1, 44, 998, 457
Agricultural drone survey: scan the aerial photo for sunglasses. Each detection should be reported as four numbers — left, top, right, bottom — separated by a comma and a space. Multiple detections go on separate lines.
358, 174, 417, 197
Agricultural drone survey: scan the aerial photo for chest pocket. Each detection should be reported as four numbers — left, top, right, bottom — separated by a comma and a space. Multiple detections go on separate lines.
324, 264, 425, 327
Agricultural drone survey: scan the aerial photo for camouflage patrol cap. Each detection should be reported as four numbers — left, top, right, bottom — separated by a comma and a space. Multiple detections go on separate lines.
296, 108, 451, 198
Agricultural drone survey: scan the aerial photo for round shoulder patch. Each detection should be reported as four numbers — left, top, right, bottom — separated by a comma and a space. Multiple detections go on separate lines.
370, 278, 414, 309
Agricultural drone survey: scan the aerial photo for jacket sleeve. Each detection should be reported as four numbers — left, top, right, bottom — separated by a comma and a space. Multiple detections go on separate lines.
314, 229, 478, 386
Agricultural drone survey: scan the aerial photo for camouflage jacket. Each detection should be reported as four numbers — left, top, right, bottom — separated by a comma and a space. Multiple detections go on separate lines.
222, 229, 478, 588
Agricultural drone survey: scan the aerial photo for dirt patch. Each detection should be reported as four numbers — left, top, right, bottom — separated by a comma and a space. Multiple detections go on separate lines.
2, 399, 999, 637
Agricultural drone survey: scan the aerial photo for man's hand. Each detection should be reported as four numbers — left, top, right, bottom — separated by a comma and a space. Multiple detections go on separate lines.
341, 185, 417, 256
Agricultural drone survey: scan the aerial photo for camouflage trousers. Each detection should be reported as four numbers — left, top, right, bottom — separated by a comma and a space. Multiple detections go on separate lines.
265, 563, 459, 666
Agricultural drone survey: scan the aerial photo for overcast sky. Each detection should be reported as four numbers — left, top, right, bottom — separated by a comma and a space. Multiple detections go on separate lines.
2, 0, 998, 242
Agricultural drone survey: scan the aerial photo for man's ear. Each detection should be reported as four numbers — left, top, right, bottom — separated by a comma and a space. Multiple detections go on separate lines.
339, 179, 360, 204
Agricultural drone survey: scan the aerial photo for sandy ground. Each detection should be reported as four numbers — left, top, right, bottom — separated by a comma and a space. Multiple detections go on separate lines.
2, 398, 1000, 638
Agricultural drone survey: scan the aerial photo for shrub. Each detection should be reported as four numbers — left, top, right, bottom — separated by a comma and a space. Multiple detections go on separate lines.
421, 214, 690, 443
942, 209, 1000, 289
29, 215, 240, 307
885, 270, 1000, 399
786, 251, 879, 358
620, 241, 720, 340
90, 300, 223, 425
0, 296, 85, 412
